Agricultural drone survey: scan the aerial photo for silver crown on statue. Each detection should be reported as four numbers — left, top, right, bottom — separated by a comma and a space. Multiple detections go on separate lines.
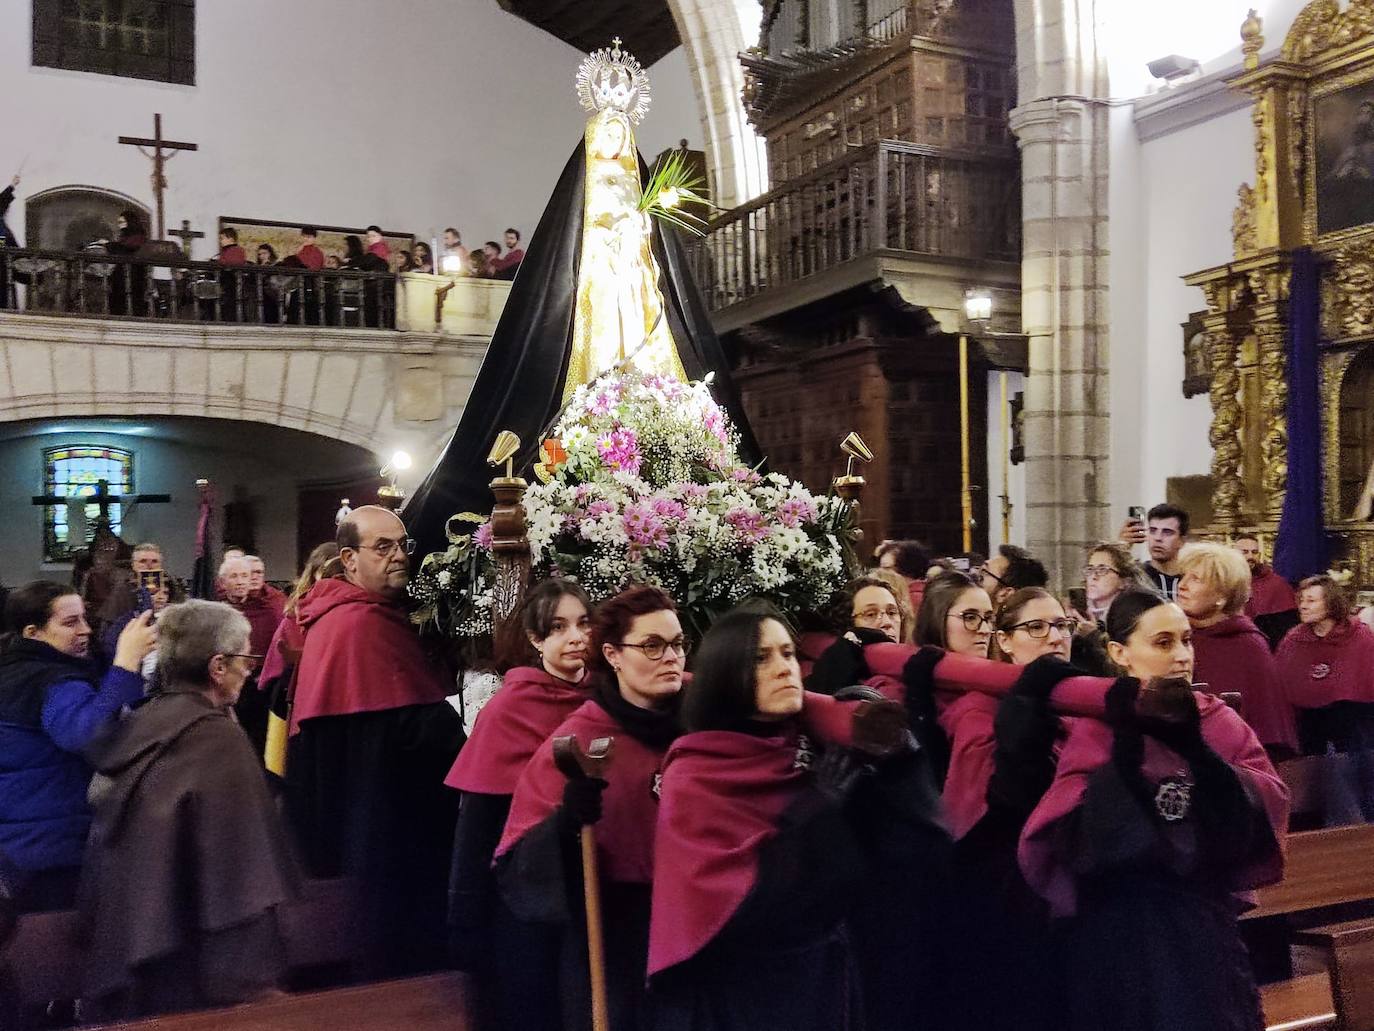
576, 36, 651, 124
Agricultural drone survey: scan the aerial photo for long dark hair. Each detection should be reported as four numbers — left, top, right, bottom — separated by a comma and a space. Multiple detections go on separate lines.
682, 607, 787, 732
495, 577, 593, 672
915, 570, 982, 648
118, 209, 147, 239
2, 581, 77, 653
344, 235, 365, 263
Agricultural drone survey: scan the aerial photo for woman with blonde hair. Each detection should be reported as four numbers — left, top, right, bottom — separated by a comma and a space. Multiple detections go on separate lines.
1177, 542, 1297, 757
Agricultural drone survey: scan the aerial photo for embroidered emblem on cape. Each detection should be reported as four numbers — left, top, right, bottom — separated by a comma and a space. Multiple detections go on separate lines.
1311, 662, 1331, 681
793, 734, 815, 771
1154, 776, 1193, 822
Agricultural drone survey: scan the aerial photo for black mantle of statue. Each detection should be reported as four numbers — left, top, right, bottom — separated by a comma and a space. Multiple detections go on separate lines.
403, 140, 762, 559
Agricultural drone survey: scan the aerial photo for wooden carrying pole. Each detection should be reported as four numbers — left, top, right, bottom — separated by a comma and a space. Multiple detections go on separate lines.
552, 735, 615, 1031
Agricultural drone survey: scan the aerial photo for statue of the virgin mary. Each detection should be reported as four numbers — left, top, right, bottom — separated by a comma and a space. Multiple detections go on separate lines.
404, 40, 759, 557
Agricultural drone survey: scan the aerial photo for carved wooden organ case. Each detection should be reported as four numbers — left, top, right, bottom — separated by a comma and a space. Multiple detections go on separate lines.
1185, 1, 1374, 583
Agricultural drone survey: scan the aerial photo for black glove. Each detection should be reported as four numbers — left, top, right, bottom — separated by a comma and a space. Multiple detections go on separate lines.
559, 776, 608, 832
900, 646, 951, 782
811, 746, 865, 805
986, 655, 1076, 816
1105, 676, 1146, 776
805, 627, 889, 695
1134, 676, 1205, 758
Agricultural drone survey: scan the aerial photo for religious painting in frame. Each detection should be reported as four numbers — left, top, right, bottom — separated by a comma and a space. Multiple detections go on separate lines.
1181, 312, 1211, 398
218, 217, 414, 273
1314, 74, 1374, 237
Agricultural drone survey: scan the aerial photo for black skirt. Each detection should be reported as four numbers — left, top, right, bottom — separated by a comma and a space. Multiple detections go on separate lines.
1061, 874, 1263, 1031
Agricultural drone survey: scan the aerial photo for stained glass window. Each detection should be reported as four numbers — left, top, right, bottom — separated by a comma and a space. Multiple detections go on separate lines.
43, 446, 134, 562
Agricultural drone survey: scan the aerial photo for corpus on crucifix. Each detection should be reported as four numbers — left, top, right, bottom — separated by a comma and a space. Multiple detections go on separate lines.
169, 218, 205, 258
117, 113, 198, 240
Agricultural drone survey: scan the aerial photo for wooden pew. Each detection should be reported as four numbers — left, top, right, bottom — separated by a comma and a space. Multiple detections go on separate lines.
0, 878, 361, 1017
1247, 824, 1374, 1030
89, 971, 474, 1030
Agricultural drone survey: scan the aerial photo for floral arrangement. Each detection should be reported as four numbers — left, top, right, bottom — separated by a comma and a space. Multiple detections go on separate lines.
411, 369, 857, 640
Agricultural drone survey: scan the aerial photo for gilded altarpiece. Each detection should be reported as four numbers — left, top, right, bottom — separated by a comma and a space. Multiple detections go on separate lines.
1185, 2, 1374, 586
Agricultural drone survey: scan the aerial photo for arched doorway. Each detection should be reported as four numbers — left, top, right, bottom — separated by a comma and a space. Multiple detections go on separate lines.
23, 186, 150, 250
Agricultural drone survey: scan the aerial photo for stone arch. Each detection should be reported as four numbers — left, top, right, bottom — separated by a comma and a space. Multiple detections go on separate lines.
24, 185, 152, 250
663, 0, 769, 206
0, 397, 385, 455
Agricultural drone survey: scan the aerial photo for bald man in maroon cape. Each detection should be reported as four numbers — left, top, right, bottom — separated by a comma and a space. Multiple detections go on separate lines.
286, 506, 464, 979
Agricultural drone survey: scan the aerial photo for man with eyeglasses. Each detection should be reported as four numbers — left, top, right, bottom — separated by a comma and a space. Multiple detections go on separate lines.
979, 544, 1049, 607
287, 506, 465, 978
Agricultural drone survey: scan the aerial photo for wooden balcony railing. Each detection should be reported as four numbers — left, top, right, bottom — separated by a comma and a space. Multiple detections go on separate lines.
0, 246, 397, 329
689, 139, 1021, 313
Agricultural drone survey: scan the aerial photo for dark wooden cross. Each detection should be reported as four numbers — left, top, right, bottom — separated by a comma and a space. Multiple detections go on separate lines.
117, 113, 198, 240
32, 478, 172, 534
169, 218, 205, 258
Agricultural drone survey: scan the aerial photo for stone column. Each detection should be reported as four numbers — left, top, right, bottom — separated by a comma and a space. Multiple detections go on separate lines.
665, 0, 770, 207
1009, 96, 1112, 584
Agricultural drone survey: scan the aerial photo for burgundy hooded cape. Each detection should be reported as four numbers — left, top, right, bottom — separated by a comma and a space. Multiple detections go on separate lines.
937, 691, 1001, 840
1277, 618, 1374, 710
1018, 693, 1289, 918
1246, 566, 1295, 619
445, 666, 589, 794
1191, 614, 1298, 752
289, 578, 452, 733
495, 698, 666, 884
258, 613, 303, 687
646, 692, 863, 976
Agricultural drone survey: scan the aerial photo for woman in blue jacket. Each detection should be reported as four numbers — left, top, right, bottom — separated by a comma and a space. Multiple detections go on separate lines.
0, 581, 156, 911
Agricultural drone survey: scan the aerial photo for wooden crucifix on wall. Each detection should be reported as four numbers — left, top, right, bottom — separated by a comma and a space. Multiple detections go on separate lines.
169, 218, 205, 258
118, 113, 198, 240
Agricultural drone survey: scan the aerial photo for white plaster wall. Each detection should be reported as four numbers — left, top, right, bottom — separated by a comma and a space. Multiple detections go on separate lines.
0, 0, 702, 256
1103, 0, 1311, 516
0, 425, 371, 586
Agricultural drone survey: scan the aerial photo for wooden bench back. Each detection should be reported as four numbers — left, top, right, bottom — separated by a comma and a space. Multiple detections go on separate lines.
0, 877, 360, 1011
1248, 823, 1374, 920
88, 972, 474, 1030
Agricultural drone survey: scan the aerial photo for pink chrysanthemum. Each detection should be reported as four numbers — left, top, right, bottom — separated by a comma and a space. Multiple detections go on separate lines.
596, 428, 642, 475
473, 522, 494, 551
725, 507, 768, 544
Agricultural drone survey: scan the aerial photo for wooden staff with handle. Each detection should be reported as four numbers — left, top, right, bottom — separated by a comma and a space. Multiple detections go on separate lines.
552, 734, 615, 1031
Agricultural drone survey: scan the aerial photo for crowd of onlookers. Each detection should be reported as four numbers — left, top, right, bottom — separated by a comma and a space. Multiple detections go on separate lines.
216, 224, 525, 281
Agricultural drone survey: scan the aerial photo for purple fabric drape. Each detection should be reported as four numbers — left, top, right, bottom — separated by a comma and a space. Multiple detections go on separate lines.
1275, 247, 1328, 582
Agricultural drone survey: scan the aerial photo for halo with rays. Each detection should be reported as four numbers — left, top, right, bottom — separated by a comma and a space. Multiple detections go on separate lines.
576, 36, 652, 125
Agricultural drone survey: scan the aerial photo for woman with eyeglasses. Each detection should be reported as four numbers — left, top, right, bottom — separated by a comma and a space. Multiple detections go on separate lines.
1020, 589, 1288, 1031
1176, 542, 1298, 759
926, 586, 1081, 1031
648, 606, 921, 1031
445, 579, 594, 1025
805, 575, 910, 696
495, 585, 684, 1031
1079, 542, 1144, 626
